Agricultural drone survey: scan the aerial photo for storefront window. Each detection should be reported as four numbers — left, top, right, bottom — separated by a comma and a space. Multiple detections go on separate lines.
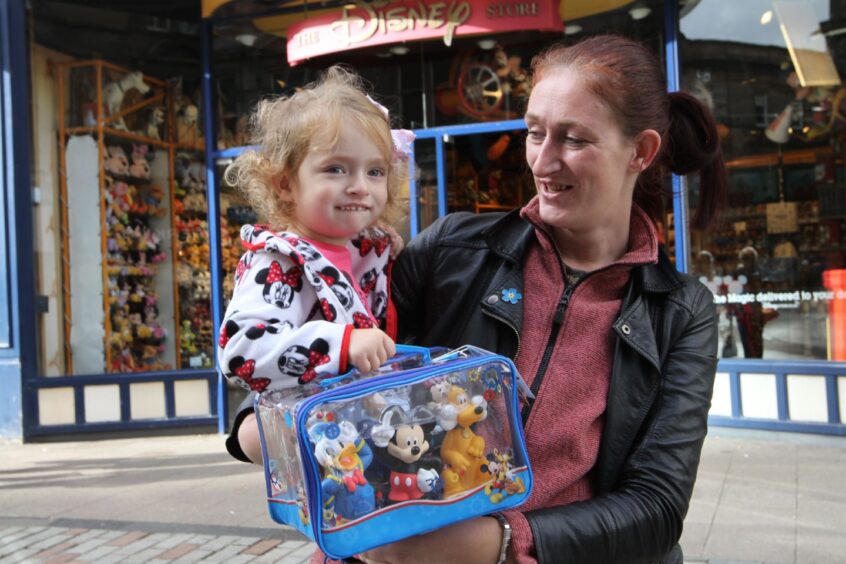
29, 4, 213, 376
681, 0, 844, 360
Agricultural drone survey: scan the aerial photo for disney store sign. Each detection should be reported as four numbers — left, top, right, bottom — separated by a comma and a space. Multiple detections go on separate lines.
287, 0, 562, 65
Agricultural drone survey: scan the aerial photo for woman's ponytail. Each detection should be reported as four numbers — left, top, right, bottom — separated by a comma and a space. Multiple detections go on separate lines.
663, 91, 727, 229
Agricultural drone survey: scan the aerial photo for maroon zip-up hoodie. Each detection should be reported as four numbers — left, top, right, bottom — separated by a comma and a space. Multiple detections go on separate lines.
505, 198, 658, 563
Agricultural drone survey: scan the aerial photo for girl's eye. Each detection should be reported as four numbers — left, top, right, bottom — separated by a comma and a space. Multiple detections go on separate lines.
368, 168, 386, 177
326, 165, 344, 174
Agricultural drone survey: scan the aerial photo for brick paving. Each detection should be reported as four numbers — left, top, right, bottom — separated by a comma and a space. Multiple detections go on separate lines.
0, 525, 316, 563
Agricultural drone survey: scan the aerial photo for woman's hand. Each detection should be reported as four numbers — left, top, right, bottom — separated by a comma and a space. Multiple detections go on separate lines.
357, 516, 504, 564
348, 328, 395, 373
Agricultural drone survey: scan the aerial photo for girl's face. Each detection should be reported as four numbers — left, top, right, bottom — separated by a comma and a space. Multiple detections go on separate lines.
285, 118, 389, 246
525, 68, 640, 235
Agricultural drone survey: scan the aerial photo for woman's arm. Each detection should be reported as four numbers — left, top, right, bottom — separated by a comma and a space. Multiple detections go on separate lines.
358, 515, 506, 564
523, 284, 718, 563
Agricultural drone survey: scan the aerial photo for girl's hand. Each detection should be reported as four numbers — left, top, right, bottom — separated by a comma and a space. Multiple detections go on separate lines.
357, 516, 504, 564
348, 328, 395, 373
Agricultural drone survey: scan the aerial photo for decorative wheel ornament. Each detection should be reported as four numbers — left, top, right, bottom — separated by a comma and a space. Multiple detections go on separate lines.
458, 63, 504, 117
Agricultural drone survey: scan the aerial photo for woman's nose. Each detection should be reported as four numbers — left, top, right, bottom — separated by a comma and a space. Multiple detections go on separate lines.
530, 140, 562, 176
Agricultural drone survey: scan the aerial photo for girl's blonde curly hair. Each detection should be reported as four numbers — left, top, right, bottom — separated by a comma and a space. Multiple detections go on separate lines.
224, 65, 408, 230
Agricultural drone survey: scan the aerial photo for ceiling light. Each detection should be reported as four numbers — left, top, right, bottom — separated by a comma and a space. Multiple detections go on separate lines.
390, 45, 409, 55
628, 6, 651, 20
564, 24, 582, 35
235, 33, 257, 47
760, 10, 773, 25
477, 38, 497, 50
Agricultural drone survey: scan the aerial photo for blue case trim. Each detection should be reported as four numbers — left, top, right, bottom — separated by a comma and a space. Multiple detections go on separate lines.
322, 467, 532, 557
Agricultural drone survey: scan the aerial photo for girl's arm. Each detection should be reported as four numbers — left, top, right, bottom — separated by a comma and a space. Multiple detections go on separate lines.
218, 249, 351, 393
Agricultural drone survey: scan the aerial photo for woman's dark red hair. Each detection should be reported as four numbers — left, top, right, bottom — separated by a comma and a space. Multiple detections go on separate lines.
531, 35, 726, 229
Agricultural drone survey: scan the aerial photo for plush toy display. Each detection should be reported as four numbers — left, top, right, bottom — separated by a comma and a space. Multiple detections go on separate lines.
173, 152, 215, 367
103, 140, 170, 373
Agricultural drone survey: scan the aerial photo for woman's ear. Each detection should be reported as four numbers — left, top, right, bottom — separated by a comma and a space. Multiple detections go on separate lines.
630, 129, 662, 172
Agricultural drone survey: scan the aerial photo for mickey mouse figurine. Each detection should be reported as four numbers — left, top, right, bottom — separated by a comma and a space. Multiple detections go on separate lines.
370, 405, 441, 503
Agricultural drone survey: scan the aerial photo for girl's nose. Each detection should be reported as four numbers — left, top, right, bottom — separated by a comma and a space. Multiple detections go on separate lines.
346, 172, 368, 195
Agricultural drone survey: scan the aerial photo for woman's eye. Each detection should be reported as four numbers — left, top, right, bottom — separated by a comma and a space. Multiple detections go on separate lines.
526, 130, 544, 141
564, 136, 586, 146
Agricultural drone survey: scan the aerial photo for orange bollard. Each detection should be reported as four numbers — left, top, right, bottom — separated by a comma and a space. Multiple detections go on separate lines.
822, 269, 846, 360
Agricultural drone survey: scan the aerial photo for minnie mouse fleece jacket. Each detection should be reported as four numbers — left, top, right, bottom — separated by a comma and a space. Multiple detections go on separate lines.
218, 224, 395, 393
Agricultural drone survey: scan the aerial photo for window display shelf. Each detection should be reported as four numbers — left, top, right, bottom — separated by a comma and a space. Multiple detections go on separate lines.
56, 59, 213, 374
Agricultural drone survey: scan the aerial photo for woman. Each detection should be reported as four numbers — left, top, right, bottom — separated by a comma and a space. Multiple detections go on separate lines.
362, 35, 726, 563
226, 35, 725, 563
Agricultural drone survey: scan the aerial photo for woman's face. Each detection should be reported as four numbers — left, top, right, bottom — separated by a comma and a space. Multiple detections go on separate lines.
525, 68, 639, 234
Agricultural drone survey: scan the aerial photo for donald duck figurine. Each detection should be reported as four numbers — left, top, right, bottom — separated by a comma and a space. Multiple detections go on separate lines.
311, 420, 375, 525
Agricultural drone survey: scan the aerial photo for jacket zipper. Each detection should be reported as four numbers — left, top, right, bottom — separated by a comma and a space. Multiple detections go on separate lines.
520, 282, 576, 422
482, 309, 522, 361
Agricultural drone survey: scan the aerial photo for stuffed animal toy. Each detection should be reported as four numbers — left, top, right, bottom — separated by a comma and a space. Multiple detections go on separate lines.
183, 192, 206, 213
182, 160, 206, 188
129, 144, 151, 180
177, 105, 202, 146
181, 320, 198, 355
176, 263, 193, 288
103, 71, 150, 131
145, 106, 165, 140
104, 145, 129, 176
194, 271, 211, 300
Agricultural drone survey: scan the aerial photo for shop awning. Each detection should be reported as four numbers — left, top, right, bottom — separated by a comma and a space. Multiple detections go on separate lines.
202, 0, 636, 26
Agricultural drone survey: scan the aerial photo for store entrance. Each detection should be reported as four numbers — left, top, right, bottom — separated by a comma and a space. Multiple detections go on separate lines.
409, 119, 532, 236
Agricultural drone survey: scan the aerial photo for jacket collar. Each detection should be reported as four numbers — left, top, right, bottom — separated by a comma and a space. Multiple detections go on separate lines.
480, 208, 536, 266
481, 204, 684, 296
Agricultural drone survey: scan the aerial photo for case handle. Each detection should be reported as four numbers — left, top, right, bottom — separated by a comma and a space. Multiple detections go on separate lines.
318, 344, 432, 388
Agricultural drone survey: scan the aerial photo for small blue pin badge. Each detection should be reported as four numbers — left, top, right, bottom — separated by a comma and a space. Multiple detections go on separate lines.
501, 288, 522, 304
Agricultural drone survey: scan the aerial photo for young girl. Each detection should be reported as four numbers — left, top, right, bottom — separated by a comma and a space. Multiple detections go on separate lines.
218, 67, 409, 430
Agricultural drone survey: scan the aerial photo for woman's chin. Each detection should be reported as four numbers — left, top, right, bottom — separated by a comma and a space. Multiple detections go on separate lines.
538, 204, 574, 230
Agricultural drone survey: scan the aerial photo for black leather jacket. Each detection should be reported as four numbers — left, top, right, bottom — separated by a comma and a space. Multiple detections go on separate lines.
391, 210, 718, 564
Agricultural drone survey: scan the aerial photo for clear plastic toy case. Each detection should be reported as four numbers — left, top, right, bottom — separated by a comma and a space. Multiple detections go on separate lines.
255, 345, 533, 560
